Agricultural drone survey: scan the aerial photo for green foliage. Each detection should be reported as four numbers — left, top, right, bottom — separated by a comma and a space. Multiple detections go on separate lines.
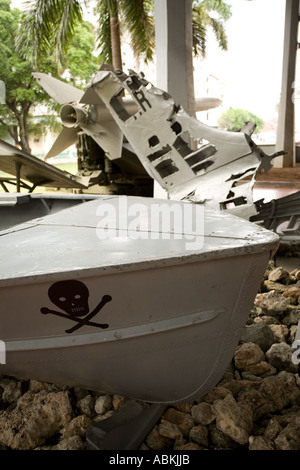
96, 0, 230, 64
64, 21, 99, 87
27, 114, 62, 139
192, 0, 232, 57
5, 0, 233, 151
218, 108, 264, 133
120, 0, 155, 64
0, 4, 51, 150
16, 0, 231, 70
96, 1, 112, 65
0, 2, 98, 152
96, 0, 155, 66
17, 0, 83, 68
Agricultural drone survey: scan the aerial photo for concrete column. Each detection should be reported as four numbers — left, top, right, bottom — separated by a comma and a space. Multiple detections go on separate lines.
154, 0, 195, 116
153, 0, 195, 198
275, 0, 299, 168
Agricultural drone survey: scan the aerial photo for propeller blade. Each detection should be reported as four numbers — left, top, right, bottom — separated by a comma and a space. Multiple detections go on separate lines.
46, 127, 79, 159
33, 73, 84, 104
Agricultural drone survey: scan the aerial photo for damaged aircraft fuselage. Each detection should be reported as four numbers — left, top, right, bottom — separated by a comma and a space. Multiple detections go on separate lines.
88, 69, 281, 219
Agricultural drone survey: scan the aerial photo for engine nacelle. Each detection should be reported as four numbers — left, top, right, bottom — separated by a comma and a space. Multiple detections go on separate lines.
60, 104, 88, 128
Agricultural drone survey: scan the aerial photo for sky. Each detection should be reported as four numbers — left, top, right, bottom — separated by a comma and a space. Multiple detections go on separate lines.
10, 0, 287, 122
196, 0, 287, 121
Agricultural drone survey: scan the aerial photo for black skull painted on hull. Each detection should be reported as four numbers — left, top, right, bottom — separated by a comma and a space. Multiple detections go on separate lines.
48, 280, 89, 317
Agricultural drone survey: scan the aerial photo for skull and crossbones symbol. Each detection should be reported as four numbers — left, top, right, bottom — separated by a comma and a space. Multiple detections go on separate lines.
40, 280, 111, 334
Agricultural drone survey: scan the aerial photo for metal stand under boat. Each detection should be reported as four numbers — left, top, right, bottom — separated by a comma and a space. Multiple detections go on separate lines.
86, 400, 166, 450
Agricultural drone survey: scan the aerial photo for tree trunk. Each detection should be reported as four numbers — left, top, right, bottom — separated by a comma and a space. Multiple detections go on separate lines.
110, 15, 122, 70
7, 125, 18, 147
18, 123, 31, 154
13, 105, 32, 154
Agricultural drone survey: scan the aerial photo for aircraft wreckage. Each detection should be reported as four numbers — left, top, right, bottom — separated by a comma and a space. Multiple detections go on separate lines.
35, 68, 284, 218
0, 70, 296, 227
0, 64, 299, 259
0, 67, 283, 405
0, 68, 294, 235
86, 68, 300, 244
86, 69, 285, 219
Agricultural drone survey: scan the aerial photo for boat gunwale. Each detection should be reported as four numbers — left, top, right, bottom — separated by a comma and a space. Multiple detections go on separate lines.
4, 307, 225, 351
0, 234, 279, 288
0, 195, 279, 286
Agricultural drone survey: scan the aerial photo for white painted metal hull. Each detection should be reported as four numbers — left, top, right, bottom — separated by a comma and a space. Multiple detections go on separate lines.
0, 196, 279, 403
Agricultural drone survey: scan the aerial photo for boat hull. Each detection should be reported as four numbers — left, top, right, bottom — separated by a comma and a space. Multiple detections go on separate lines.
2, 249, 272, 403
0, 195, 279, 403
0, 193, 102, 230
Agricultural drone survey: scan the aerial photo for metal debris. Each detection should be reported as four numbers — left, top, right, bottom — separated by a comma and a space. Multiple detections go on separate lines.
250, 191, 300, 243
90, 69, 284, 219
86, 400, 166, 450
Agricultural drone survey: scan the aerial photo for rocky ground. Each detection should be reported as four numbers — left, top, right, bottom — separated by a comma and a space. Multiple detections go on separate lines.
0, 246, 300, 451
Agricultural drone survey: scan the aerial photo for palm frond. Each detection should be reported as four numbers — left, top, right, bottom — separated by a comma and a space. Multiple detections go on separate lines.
192, 3, 209, 57
192, 0, 231, 57
16, 0, 54, 64
121, 0, 155, 63
54, 0, 83, 65
209, 17, 228, 51
194, 0, 232, 21
16, 0, 83, 67
107, 0, 118, 17
96, 0, 112, 65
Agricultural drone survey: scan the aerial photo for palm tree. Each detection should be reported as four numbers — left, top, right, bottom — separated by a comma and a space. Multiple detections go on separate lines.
192, 0, 232, 57
17, 0, 230, 70
96, 0, 155, 70
17, 0, 155, 70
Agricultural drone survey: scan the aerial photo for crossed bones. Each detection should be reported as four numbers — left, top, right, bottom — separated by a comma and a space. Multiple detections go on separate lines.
41, 295, 112, 334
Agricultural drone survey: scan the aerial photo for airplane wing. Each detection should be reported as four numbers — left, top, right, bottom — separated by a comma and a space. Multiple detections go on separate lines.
0, 139, 87, 191
34, 72, 124, 161
46, 127, 80, 159
33, 73, 84, 104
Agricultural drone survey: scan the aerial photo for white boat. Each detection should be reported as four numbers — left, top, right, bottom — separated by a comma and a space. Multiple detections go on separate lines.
0, 192, 104, 230
0, 195, 278, 403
